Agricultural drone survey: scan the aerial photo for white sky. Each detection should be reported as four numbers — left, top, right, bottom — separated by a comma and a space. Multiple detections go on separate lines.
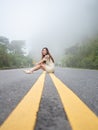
0, 0, 98, 60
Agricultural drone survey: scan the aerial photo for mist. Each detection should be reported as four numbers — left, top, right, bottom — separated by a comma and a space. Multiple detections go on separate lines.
0, 0, 98, 61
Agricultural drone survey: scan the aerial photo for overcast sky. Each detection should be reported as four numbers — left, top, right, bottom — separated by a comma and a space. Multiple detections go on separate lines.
0, 0, 98, 60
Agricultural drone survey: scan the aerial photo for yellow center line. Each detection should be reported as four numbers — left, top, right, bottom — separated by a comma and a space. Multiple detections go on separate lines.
0, 72, 46, 130
49, 73, 98, 130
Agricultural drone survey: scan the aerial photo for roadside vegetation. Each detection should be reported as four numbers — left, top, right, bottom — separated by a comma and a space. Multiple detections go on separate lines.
0, 36, 33, 69
62, 37, 98, 69
1, 35, 98, 70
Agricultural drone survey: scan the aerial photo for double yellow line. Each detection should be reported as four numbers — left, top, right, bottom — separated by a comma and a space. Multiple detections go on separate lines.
0, 72, 98, 130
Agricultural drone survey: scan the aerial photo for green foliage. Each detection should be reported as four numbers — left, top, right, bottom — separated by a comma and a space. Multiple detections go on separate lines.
63, 37, 98, 69
0, 36, 33, 69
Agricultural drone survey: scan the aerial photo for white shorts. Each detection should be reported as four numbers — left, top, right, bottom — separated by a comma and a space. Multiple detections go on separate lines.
45, 64, 55, 73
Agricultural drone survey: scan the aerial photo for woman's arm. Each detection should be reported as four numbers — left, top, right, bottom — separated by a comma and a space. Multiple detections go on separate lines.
36, 59, 45, 65
36, 55, 49, 65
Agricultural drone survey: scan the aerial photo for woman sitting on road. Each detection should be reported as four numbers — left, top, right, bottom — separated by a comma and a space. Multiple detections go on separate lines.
24, 47, 55, 74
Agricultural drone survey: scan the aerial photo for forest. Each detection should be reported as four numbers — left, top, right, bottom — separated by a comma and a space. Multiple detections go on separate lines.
62, 37, 98, 69
1, 35, 98, 70
0, 36, 33, 69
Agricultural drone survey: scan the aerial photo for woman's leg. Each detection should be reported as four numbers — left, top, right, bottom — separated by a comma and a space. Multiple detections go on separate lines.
24, 63, 46, 74
31, 63, 46, 72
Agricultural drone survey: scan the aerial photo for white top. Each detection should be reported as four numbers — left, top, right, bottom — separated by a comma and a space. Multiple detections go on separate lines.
43, 55, 55, 73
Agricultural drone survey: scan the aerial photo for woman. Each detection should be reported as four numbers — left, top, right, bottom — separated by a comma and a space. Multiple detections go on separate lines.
24, 47, 55, 74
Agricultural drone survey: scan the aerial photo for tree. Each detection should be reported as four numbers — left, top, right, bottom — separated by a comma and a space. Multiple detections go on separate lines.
0, 36, 9, 44
0, 36, 33, 69
8, 40, 25, 55
63, 37, 98, 69
0, 36, 9, 67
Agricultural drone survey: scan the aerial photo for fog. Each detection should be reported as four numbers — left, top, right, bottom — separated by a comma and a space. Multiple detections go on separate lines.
0, 0, 98, 61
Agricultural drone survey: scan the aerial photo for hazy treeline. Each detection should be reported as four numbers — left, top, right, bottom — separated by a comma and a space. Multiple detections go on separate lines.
0, 36, 33, 69
62, 37, 98, 69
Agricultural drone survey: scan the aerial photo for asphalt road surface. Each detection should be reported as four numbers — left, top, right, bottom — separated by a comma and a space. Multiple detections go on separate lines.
0, 67, 98, 130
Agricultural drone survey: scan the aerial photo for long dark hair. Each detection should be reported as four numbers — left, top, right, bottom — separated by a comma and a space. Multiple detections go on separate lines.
42, 47, 54, 63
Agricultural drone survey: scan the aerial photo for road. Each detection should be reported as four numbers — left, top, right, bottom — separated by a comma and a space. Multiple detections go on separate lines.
55, 67, 98, 116
0, 67, 98, 130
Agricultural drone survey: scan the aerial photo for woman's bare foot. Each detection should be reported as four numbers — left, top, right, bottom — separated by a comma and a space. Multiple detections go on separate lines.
23, 70, 33, 74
